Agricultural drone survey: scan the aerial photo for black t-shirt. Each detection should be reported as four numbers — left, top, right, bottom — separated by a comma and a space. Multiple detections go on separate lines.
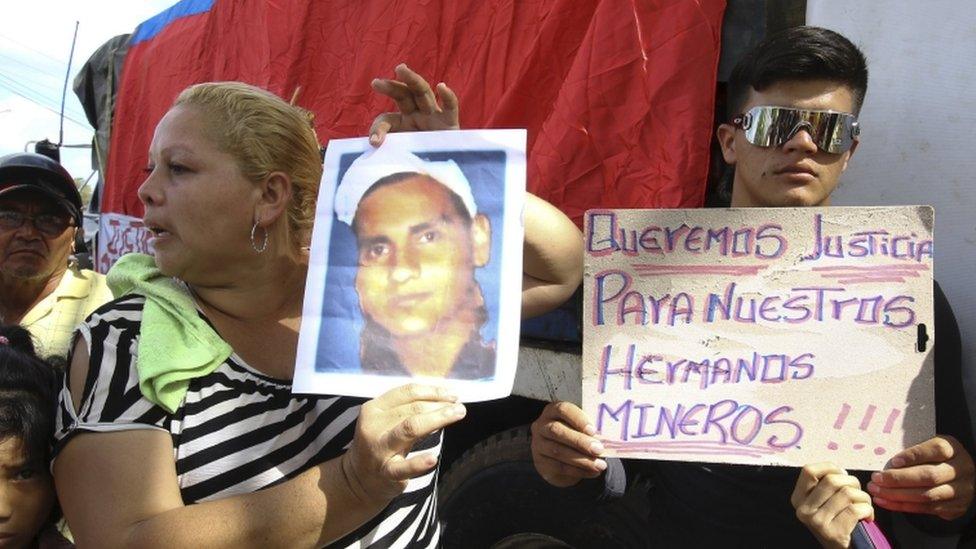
361, 329, 496, 380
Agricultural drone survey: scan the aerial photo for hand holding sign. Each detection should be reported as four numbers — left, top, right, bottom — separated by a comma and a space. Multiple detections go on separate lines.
868, 435, 976, 520
342, 384, 465, 505
791, 463, 874, 548
530, 401, 607, 487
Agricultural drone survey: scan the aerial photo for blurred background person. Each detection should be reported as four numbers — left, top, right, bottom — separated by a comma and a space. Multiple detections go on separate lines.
0, 154, 111, 362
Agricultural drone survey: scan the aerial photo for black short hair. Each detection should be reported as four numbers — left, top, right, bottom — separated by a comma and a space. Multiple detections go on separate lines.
727, 26, 868, 119
0, 325, 59, 466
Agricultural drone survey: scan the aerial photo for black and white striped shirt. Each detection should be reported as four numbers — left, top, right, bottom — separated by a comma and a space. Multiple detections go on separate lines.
54, 295, 440, 548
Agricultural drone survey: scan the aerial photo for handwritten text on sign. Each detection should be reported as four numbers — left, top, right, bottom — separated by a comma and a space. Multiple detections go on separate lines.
581, 207, 935, 469
96, 212, 155, 274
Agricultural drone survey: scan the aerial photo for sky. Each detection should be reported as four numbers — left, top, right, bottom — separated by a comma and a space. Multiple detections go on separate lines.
0, 0, 177, 183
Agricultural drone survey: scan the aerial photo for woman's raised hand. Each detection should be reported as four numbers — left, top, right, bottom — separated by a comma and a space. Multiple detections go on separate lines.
369, 64, 460, 146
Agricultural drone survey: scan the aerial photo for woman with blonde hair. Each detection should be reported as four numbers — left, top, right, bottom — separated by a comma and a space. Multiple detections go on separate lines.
51, 66, 583, 547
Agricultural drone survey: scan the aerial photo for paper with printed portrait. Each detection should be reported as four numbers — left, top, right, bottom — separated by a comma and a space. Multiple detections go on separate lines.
582, 206, 936, 470
295, 130, 526, 402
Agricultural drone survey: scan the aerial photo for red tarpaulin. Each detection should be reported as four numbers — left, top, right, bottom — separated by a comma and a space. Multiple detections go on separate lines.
104, 0, 726, 225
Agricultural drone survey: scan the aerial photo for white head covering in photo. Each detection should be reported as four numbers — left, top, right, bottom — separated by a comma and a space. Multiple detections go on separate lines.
334, 145, 477, 226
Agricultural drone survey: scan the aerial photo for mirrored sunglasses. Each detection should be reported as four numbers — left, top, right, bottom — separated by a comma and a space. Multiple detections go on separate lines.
0, 210, 74, 236
732, 106, 860, 154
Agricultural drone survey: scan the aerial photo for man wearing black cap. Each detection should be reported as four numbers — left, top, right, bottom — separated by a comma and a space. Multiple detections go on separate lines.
0, 152, 112, 360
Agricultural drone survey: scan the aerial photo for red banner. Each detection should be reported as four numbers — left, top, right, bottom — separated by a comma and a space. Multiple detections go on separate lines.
104, 0, 725, 225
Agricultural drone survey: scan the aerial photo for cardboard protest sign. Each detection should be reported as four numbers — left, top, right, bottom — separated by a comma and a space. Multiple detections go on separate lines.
295, 130, 526, 402
582, 206, 935, 469
96, 212, 155, 273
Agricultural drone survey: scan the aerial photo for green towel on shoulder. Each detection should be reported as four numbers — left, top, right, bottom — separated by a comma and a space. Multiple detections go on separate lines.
107, 253, 232, 414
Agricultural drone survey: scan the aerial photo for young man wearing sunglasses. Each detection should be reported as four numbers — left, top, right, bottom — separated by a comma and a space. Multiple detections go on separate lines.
0, 153, 112, 361
531, 26, 973, 546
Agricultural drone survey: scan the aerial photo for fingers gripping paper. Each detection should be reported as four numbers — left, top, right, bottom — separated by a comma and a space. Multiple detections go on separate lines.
581, 207, 935, 470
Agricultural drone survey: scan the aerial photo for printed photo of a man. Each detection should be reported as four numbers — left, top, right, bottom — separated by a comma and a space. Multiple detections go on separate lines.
331, 146, 498, 379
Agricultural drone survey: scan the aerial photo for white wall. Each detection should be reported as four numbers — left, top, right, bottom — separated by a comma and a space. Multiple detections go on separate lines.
807, 2, 975, 422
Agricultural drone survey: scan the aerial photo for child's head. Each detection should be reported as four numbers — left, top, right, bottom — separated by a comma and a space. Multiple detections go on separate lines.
0, 326, 59, 548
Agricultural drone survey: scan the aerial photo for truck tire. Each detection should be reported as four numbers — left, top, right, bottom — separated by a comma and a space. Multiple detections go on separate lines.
438, 426, 652, 548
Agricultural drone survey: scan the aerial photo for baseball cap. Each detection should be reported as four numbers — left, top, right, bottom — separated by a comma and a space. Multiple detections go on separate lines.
0, 152, 83, 224
334, 144, 476, 226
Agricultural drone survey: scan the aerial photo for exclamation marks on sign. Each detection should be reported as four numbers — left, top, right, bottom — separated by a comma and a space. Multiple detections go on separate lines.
827, 403, 901, 455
